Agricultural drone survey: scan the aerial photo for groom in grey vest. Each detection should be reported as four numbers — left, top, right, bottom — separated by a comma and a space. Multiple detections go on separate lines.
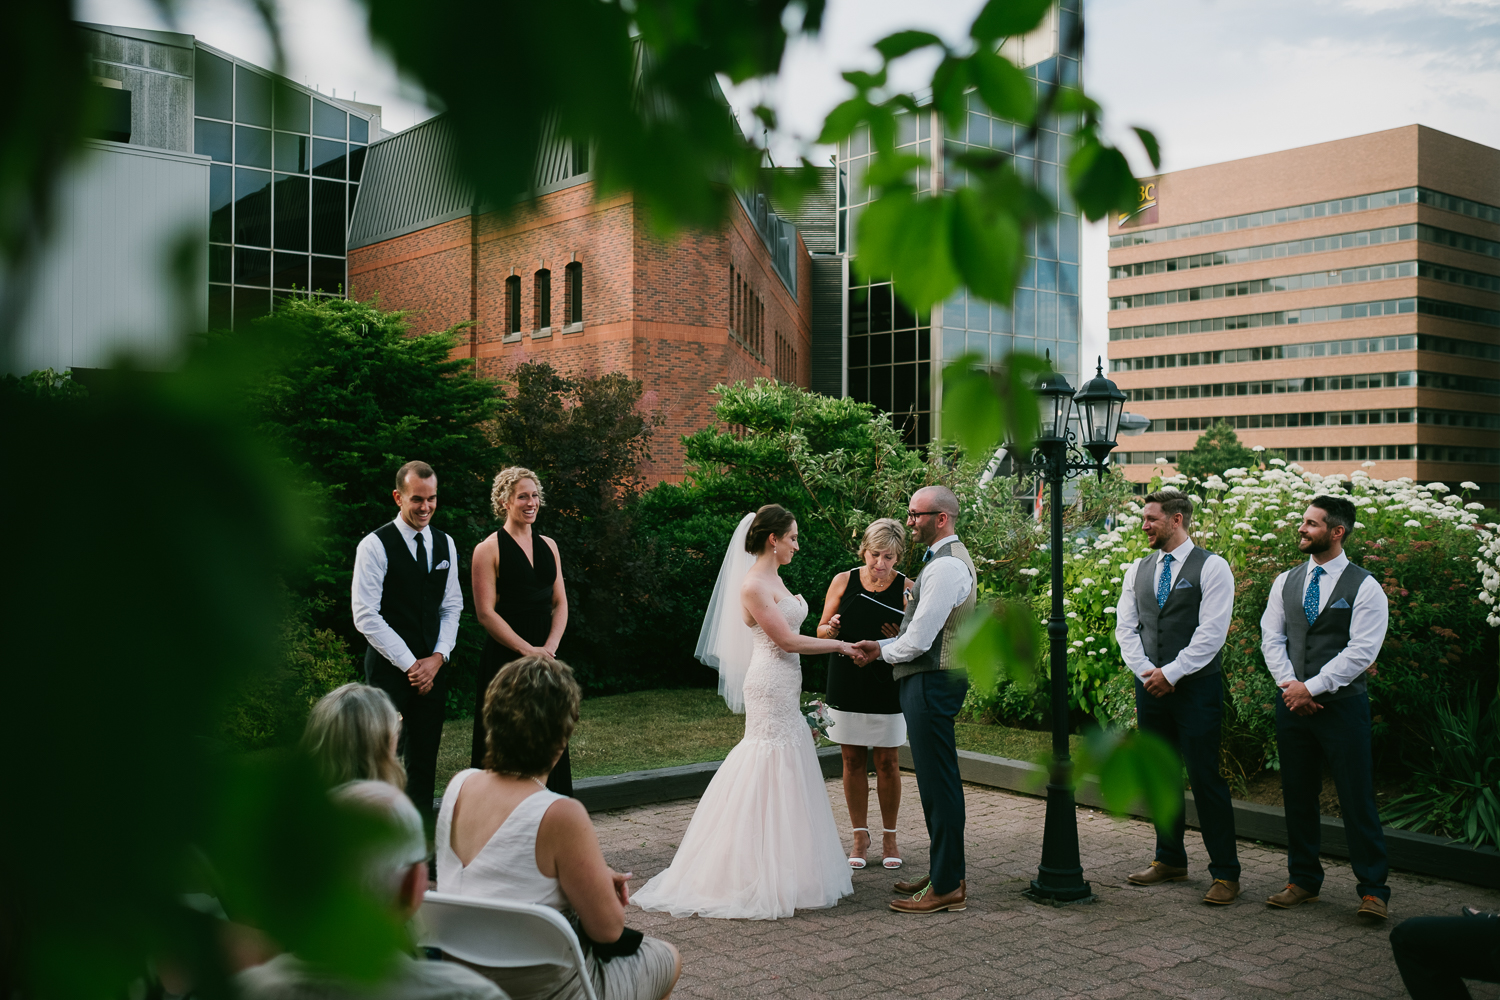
853, 486, 977, 914
1260, 494, 1390, 921
1115, 488, 1241, 904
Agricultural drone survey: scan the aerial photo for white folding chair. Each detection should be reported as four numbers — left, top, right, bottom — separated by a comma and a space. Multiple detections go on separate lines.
416, 892, 598, 1000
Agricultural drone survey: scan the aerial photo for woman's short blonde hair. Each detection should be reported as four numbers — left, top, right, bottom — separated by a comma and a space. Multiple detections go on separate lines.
491, 466, 545, 519
859, 517, 906, 560
301, 683, 406, 790
482, 655, 581, 775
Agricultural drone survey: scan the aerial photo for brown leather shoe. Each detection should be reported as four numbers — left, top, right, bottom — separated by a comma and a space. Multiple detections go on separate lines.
1357, 895, 1389, 922
1127, 861, 1189, 886
1266, 883, 1319, 908
890, 879, 966, 913
893, 874, 931, 895
1202, 879, 1241, 905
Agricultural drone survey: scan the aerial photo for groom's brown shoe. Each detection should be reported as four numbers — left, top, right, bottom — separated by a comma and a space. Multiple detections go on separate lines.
890, 879, 966, 914
1127, 861, 1189, 885
893, 874, 930, 895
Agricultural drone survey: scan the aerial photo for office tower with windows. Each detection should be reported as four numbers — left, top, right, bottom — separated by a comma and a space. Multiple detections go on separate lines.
80, 22, 382, 330
836, 0, 1083, 445
1106, 126, 1500, 499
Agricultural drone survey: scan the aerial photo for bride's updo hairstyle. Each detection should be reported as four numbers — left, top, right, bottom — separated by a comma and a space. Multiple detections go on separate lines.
745, 504, 796, 554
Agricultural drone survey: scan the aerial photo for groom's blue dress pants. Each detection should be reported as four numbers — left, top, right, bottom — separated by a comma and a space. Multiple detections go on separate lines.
900, 668, 969, 895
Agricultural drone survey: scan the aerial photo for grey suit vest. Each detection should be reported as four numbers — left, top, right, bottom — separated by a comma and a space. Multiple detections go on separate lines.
1131, 546, 1223, 677
1281, 560, 1373, 704
890, 539, 978, 682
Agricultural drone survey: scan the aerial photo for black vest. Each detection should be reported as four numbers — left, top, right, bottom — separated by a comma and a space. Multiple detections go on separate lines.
1282, 560, 1372, 704
1131, 545, 1222, 676
371, 521, 452, 662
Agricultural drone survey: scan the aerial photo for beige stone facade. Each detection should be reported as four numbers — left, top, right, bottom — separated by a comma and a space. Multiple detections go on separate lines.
1105, 126, 1500, 498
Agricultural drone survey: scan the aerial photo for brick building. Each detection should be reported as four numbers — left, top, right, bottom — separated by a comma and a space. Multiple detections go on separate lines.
346, 116, 814, 482
1107, 125, 1500, 497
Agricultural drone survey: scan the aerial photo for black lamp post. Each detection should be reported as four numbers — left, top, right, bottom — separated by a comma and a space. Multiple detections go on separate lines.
1022, 357, 1127, 905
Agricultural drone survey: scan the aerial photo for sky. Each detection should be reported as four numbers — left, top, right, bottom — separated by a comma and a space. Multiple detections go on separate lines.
80, 0, 1500, 369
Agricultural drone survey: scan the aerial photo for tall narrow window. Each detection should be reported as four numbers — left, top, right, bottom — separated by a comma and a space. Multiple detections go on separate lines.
506, 275, 521, 334
565, 261, 583, 325
534, 269, 551, 330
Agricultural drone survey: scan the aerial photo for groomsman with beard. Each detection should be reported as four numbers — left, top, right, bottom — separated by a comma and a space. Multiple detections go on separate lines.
1261, 494, 1391, 921
853, 485, 977, 915
1114, 488, 1241, 904
352, 460, 463, 820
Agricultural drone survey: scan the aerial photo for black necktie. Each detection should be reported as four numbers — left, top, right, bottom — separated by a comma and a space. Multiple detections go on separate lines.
414, 531, 428, 572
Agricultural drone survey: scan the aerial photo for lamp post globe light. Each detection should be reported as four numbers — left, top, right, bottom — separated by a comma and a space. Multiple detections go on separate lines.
1023, 358, 1126, 905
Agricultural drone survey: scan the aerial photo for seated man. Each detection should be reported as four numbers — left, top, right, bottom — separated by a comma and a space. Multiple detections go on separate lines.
236, 781, 508, 1000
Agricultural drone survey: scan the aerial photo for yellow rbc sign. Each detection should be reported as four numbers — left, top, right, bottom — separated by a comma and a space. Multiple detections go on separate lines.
1116, 181, 1159, 229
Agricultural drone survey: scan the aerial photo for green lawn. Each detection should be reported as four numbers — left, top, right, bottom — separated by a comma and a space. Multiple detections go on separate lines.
435, 687, 1078, 792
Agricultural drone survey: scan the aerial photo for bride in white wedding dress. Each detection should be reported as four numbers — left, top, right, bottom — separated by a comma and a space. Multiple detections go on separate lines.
632, 505, 861, 920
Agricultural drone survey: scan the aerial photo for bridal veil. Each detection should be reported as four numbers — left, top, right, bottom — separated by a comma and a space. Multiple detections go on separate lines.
695, 512, 756, 713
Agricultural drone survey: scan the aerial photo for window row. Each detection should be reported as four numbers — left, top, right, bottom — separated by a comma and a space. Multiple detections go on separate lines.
210, 167, 356, 254
1109, 187, 1417, 249
939, 330, 1078, 375
848, 328, 932, 367
1113, 444, 1419, 465
729, 265, 765, 357
1110, 332, 1500, 371
209, 248, 345, 292
1110, 225, 1416, 279
846, 362, 932, 445
1111, 262, 1416, 310
502, 263, 583, 335
195, 49, 369, 142
1109, 296, 1420, 342
774, 331, 797, 383
194, 120, 366, 179
208, 283, 341, 330
1143, 407, 1500, 433
1122, 369, 1500, 400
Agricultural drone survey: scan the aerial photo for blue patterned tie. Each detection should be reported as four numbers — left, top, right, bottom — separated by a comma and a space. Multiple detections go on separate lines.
923, 548, 933, 562
1156, 553, 1173, 608
1304, 565, 1324, 625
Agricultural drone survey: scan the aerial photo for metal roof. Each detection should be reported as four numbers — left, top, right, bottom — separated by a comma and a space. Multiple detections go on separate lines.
347, 116, 475, 250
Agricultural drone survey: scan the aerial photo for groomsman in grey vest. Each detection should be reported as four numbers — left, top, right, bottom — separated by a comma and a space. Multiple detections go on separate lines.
852, 486, 977, 914
1115, 488, 1242, 904
1261, 494, 1390, 921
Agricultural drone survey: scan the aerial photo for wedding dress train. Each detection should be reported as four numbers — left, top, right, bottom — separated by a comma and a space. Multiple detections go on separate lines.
631, 595, 853, 920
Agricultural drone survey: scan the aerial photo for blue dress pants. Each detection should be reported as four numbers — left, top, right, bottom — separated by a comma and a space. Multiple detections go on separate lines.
1274, 690, 1389, 901
1134, 670, 1241, 881
899, 668, 969, 895
1391, 914, 1500, 999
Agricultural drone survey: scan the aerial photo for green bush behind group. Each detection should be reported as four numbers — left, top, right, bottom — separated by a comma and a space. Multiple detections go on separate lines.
90, 296, 1493, 842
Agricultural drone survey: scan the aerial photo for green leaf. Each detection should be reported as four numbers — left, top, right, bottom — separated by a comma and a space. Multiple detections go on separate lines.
940, 356, 1004, 462
971, 0, 1053, 42
864, 153, 927, 190
818, 96, 873, 144
854, 193, 957, 307
1132, 126, 1162, 170
1067, 136, 1138, 221
752, 104, 777, 131
842, 68, 888, 91
875, 30, 944, 61
955, 599, 1041, 693
968, 49, 1035, 124
930, 55, 971, 129
995, 351, 1050, 449
950, 187, 1024, 305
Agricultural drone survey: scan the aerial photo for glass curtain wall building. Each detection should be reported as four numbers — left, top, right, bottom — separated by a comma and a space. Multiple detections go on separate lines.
837, 0, 1083, 445
194, 45, 374, 329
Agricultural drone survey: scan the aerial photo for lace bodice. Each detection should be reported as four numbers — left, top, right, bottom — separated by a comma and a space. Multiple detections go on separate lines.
742, 595, 812, 749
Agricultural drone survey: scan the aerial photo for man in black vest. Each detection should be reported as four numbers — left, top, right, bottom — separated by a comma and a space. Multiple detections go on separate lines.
1261, 494, 1390, 921
352, 460, 463, 821
1115, 488, 1241, 904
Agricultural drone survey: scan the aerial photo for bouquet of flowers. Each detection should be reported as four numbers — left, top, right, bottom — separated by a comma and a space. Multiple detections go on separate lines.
802, 699, 835, 742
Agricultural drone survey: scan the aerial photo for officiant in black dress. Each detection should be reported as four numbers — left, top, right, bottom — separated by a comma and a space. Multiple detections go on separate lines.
470, 467, 572, 794
816, 518, 911, 871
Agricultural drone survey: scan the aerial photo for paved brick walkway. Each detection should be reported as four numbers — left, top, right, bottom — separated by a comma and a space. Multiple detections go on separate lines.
598, 774, 1500, 999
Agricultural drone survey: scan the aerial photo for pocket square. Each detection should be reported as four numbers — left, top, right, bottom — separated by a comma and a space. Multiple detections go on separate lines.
1175, 579, 1194, 589
434, 559, 451, 571
1329, 597, 1350, 609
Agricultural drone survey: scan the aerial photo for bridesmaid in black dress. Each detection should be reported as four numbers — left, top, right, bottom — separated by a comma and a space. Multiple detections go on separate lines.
815, 518, 911, 871
471, 467, 572, 793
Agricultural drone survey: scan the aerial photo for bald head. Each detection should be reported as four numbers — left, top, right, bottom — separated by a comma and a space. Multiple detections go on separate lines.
907, 486, 960, 545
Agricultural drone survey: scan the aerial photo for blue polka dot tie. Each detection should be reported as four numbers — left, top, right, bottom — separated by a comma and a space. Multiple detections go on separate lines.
1156, 553, 1173, 608
1304, 565, 1324, 625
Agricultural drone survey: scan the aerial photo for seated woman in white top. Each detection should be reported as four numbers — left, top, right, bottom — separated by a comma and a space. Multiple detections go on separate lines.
436, 655, 680, 1000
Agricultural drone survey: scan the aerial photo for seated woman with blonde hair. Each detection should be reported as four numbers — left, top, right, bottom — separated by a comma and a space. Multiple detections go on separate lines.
301, 682, 406, 790
436, 655, 681, 1000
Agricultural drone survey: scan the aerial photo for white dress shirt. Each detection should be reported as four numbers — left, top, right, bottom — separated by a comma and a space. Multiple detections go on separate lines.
879, 534, 975, 664
1260, 551, 1389, 698
352, 516, 463, 671
1114, 538, 1235, 686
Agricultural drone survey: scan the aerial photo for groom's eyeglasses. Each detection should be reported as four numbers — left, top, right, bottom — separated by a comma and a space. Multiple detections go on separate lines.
906, 510, 941, 519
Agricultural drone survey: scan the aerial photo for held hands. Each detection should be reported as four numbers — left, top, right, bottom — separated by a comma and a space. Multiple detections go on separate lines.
408, 653, 444, 695
849, 639, 882, 667
1279, 679, 1322, 715
1142, 668, 1175, 698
